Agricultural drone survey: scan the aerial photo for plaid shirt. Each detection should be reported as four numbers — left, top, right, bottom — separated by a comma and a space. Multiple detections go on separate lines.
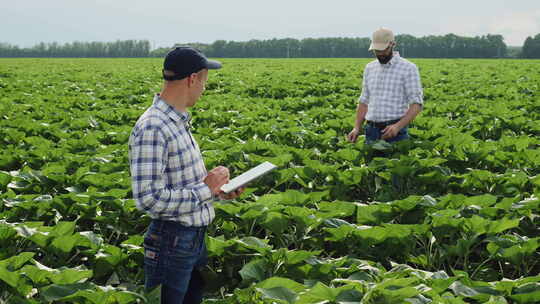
359, 53, 423, 122
128, 95, 214, 227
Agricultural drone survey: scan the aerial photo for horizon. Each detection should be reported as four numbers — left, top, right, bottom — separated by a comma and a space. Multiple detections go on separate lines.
1, 0, 538, 49
0, 33, 528, 50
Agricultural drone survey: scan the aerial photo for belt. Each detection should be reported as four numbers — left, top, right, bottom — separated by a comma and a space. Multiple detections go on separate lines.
150, 219, 207, 232
366, 118, 401, 128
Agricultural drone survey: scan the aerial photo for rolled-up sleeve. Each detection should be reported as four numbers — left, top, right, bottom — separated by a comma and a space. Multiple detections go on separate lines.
129, 125, 213, 219
358, 68, 370, 105
405, 65, 423, 105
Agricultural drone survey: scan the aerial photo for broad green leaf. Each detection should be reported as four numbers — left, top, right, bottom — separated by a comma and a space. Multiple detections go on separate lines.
356, 204, 394, 225
235, 236, 272, 253
40, 282, 95, 301
51, 221, 76, 237
0, 266, 19, 288
0, 252, 35, 270
510, 283, 540, 303
0, 171, 11, 189
50, 235, 82, 254
318, 201, 356, 218
256, 287, 297, 304
206, 235, 232, 257
79, 231, 104, 249
239, 259, 267, 282
50, 267, 93, 284
256, 277, 306, 293
284, 250, 320, 265
261, 211, 288, 235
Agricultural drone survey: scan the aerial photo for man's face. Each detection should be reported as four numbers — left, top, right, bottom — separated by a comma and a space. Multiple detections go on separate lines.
373, 43, 394, 64
188, 69, 208, 106
374, 46, 392, 56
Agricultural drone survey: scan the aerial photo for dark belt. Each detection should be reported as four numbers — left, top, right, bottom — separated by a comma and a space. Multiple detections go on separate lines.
366, 118, 401, 129
150, 219, 207, 232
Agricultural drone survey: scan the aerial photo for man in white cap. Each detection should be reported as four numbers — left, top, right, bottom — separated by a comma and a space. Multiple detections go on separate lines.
347, 27, 423, 144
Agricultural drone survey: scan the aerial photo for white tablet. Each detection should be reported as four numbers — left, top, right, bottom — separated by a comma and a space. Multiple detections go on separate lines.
220, 161, 277, 194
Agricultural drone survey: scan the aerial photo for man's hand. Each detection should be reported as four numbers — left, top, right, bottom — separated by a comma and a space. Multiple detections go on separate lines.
347, 128, 361, 143
204, 166, 230, 196
218, 187, 245, 200
381, 124, 402, 140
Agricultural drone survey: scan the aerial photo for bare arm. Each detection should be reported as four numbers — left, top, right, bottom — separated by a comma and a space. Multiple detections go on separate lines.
354, 103, 368, 130
348, 67, 370, 143
395, 103, 422, 129
347, 103, 368, 143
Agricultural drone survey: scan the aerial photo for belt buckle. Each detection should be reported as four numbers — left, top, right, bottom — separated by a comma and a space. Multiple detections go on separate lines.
369, 121, 385, 128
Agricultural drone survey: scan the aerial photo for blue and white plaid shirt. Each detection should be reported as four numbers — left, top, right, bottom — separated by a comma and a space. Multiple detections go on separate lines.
359, 52, 423, 122
128, 95, 215, 227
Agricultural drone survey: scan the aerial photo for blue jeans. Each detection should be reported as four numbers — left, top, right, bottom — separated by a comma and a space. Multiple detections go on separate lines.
144, 219, 208, 304
364, 124, 409, 145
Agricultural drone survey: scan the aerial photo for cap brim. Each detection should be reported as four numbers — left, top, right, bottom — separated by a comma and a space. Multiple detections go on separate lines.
206, 59, 222, 69
368, 42, 390, 51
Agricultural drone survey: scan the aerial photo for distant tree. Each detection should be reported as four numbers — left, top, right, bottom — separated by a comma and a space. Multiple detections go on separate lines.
521, 35, 540, 58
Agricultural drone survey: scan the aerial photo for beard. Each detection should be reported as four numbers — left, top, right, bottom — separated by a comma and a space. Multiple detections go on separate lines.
376, 49, 393, 64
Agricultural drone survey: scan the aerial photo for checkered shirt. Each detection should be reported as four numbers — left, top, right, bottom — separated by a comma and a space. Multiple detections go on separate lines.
359, 53, 423, 122
128, 95, 214, 227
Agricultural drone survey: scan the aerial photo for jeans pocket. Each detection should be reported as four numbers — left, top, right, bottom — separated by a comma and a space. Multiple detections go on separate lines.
170, 229, 199, 256
143, 232, 161, 266
388, 127, 409, 143
397, 127, 409, 139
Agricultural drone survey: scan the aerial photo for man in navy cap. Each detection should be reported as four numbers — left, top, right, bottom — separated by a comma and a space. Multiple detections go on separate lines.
128, 47, 243, 303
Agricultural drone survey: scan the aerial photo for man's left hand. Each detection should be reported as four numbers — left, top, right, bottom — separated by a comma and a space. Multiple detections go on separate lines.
381, 124, 402, 140
218, 187, 245, 200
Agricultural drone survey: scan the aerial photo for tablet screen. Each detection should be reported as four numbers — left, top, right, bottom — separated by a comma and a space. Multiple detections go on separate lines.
220, 161, 277, 194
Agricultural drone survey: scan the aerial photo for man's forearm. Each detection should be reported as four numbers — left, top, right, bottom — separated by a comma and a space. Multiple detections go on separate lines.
396, 103, 422, 129
133, 180, 213, 218
354, 103, 368, 129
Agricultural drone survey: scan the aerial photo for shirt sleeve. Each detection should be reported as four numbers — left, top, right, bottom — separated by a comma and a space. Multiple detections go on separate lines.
405, 65, 424, 105
358, 67, 370, 105
128, 125, 213, 219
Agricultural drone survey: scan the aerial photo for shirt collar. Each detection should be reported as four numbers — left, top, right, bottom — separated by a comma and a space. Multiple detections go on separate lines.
153, 94, 191, 124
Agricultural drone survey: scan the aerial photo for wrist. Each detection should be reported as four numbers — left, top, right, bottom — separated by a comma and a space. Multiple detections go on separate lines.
395, 120, 407, 129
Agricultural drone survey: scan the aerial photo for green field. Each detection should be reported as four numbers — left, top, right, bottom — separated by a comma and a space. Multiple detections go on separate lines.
1, 58, 540, 303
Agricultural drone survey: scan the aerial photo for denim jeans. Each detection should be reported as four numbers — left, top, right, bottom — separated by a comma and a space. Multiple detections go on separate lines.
144, 219, 208, 304
364, 124, 409, 145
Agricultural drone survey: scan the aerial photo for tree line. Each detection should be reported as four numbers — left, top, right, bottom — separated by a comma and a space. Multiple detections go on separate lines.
1, 34, 539, 58
152, 34, 509, 59
0, 40, 150, 58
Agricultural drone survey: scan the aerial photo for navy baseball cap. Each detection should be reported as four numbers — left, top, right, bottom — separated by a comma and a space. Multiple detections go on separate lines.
163, 46, 222, 81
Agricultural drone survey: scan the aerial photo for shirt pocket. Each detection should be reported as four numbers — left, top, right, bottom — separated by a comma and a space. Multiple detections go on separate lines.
167, 135, 190, 179
367, 72, 378, 90
387, 74, 405, 99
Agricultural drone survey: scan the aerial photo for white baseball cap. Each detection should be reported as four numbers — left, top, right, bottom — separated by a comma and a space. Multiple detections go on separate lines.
368, 28, 395, 51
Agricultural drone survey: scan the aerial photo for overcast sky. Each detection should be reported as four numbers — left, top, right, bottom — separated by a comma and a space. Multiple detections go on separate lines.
1, 0, 539, 48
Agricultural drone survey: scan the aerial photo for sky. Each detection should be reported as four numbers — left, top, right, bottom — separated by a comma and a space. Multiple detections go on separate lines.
1, 0, 539, 48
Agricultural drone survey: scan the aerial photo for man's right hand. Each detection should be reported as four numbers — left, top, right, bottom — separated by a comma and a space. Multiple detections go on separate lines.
204, 166, 230, 195
347, 128, 360, 143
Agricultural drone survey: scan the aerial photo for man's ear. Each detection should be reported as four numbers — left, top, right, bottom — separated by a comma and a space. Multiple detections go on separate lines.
187, 73, 196, 87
